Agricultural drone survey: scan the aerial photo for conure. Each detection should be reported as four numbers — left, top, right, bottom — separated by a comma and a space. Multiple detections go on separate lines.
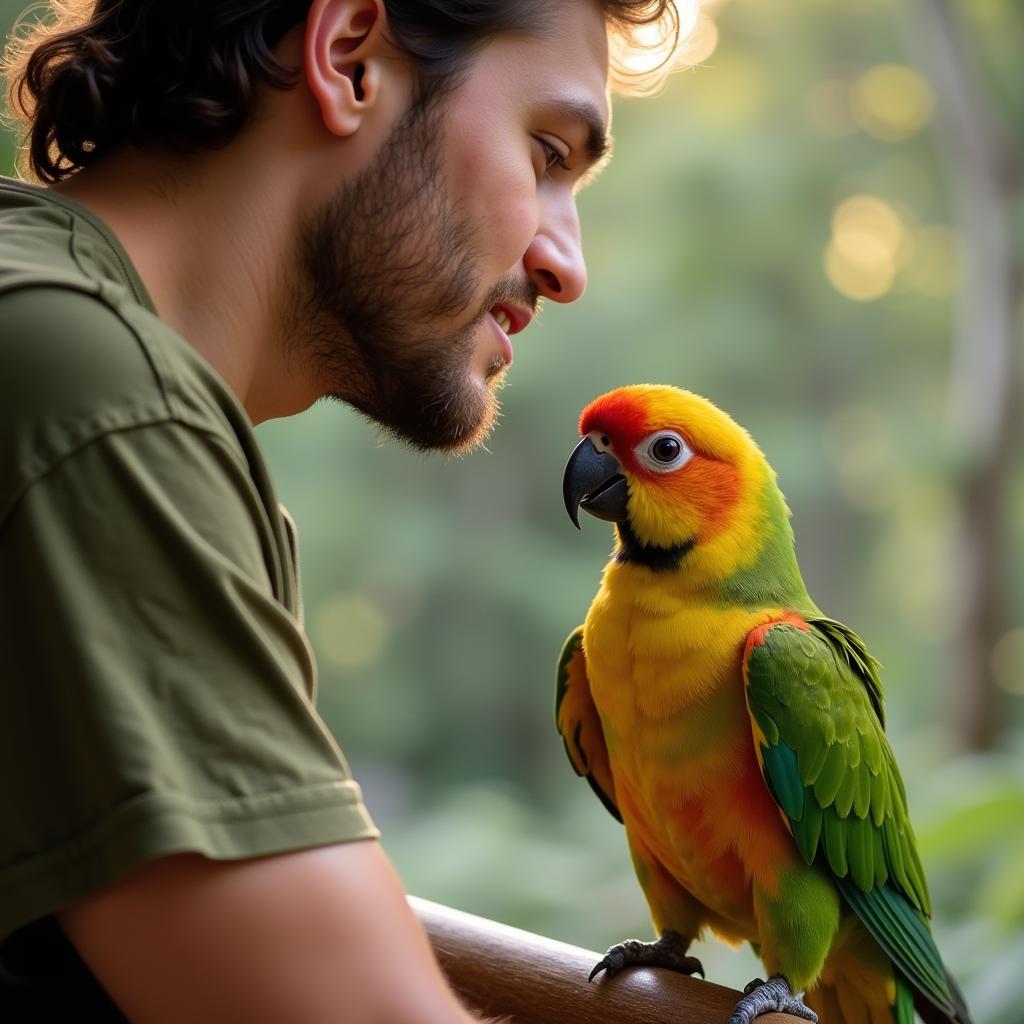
558, 384, 971, 1024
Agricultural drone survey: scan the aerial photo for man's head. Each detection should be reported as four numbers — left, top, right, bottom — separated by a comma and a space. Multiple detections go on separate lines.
5, 1, 679, 450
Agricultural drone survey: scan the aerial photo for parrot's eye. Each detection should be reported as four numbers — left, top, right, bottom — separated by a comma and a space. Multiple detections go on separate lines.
635, 430, 694, 474
652, 437, 680, 462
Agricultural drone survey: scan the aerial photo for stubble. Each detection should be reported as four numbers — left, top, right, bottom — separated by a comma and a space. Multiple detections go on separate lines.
288, 92, 511, 453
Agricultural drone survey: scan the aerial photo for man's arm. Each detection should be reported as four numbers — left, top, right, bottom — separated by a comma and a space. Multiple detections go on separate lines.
59, 840, 481, 1024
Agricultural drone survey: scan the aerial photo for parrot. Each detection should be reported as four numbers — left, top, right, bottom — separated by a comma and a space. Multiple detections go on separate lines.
557, 384, 972, 1024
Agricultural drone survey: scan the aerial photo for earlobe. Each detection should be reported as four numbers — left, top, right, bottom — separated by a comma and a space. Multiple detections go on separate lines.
305, 0, 386, 138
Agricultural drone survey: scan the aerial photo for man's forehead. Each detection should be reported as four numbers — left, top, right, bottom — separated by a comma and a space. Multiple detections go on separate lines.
491, 2, 610, 106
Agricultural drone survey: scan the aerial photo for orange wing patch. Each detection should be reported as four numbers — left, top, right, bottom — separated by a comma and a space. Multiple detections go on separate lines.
555, 627, 621, 823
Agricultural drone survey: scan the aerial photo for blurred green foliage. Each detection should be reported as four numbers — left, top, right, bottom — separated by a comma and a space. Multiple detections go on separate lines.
2, 0, 1022, 1018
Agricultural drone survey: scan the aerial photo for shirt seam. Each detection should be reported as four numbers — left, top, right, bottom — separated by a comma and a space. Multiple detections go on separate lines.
0, 781, 371, 884
0, 276, 174, 414
0, 417, 261, 537
0, 276, 255, 461
0, 177, 153, 311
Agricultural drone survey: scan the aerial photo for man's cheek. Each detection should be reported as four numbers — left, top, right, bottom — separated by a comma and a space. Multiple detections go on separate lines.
488, 189, 538, 269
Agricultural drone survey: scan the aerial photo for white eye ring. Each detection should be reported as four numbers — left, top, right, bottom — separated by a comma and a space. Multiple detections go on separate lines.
635, 430, 693, 474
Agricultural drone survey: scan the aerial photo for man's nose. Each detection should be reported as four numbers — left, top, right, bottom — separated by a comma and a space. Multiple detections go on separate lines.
523, 197, 587, 303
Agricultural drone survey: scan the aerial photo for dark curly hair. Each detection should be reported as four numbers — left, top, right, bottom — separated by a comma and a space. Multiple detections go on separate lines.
2, 0, 679, 184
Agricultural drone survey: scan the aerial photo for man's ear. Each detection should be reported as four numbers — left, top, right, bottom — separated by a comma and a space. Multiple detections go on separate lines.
305, 0, 390, 138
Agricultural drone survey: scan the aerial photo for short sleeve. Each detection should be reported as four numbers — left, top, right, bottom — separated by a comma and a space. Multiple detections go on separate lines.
0, 420, 378, 942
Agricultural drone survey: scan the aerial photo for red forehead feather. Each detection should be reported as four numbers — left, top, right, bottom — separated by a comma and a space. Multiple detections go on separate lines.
579, 391, 651, 448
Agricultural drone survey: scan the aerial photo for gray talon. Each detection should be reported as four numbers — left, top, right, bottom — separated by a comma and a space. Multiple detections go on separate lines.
589, 931, 704, 983
729, 975, 818, 1024
589, 955, 617, 982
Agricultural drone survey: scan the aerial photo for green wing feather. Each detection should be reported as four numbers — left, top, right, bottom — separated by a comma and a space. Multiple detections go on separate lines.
744, 618, 967, 1023
555, 627, 621, 824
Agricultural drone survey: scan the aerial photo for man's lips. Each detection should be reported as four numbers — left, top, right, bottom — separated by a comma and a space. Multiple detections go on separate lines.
489, 303, 532, 336
486, 303, 533, 368
487, 310, 515, 367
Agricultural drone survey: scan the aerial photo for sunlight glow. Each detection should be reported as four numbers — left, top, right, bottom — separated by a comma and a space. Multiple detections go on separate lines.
616, 0, 700, 75
683, 51, 766, 125
680, 15, 720, 66
675, 0, 702, 38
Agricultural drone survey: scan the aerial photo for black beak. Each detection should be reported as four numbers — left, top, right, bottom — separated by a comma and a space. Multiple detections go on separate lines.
563, 436, 629, 530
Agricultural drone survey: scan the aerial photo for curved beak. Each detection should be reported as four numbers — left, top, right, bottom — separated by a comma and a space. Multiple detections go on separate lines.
563, 436, 629, 530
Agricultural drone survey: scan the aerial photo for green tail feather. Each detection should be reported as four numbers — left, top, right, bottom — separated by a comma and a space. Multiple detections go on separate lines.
893, 974, 915, 1024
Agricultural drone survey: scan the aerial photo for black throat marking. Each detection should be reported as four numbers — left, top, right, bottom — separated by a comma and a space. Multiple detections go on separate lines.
615, 520, 695, 572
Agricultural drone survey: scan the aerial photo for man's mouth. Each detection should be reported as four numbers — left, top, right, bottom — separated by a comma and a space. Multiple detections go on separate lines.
489, 303, 532, 337
487, 309, 515, 367
482, 293, 536, 371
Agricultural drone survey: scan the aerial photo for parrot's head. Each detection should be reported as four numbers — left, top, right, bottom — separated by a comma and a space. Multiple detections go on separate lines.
563, 384, 794, 582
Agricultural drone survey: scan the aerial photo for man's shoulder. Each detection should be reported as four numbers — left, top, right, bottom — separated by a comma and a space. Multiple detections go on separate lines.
0, 178, 249, 446
0, 285, 249, 521
0, 283, 170, 427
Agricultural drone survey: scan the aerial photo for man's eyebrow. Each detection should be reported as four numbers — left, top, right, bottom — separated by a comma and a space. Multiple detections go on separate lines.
544, 98, 613, 165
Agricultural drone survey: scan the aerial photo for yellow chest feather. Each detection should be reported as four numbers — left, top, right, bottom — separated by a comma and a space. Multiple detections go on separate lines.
583, 573, 773, 729
581, 569, 795, 913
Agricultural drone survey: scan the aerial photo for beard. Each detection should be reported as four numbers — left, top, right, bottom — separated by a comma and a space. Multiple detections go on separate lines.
288, 91, 538, 454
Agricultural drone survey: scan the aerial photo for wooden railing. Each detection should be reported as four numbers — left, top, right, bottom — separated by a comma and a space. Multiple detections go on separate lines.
411, 897, 805, 1024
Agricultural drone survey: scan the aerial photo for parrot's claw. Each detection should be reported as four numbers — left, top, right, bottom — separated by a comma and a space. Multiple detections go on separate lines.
588, 930, 704, 982
728, 975, 818, 1024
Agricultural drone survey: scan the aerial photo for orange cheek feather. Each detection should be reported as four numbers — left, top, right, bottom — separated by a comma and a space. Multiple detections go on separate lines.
652, 456, 742, 539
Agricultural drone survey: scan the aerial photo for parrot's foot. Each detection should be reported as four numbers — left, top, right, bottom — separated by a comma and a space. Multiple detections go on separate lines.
728, 976, 818, 1024
588, 930, 704, 982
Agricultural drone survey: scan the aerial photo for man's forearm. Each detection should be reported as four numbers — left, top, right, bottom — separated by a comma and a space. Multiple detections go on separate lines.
60, 841, 483, 1024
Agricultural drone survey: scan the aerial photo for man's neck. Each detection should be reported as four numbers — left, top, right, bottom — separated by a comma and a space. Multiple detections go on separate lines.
49, 22, 416, 424
55, 141, 317, 424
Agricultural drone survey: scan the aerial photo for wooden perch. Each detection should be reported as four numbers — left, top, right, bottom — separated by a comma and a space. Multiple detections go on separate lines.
410, 896, 805, 1024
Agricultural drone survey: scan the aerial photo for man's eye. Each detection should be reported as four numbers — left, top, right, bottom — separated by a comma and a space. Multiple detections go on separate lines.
536, 137, 570, 174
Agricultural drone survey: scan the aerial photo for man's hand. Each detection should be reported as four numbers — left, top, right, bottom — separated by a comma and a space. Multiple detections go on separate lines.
59, 840, 481, 1024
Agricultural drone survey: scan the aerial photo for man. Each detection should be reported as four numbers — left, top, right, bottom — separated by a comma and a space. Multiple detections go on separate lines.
0, 0, 676, 1020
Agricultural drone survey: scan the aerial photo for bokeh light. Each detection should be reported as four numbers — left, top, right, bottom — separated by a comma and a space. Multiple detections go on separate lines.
852, 63, 935, 142
825, 193, 907, 301
833, 194, 906, 258
315, 591, 389, 673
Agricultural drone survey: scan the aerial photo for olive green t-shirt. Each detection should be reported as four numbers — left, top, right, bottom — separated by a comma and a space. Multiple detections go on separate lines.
0, 177, 378, 1013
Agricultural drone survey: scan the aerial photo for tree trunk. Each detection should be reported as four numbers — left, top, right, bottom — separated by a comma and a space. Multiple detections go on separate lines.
910, 0, 1021, 750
